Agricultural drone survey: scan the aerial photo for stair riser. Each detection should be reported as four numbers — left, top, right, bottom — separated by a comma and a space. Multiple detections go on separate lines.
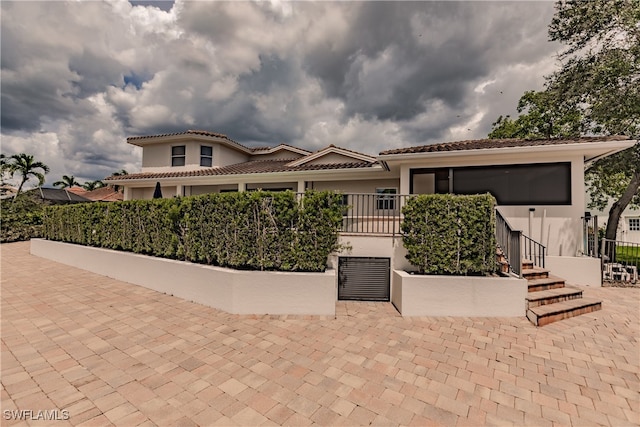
522, 262, 534, 270
528, 283, 565, 293
527, 303, 602, 326
527, 293, 582, 309
523, 272, 550, 280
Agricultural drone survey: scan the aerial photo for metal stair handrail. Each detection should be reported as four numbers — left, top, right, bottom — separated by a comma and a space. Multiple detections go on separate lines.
495, 207, 546, 277
495, 208, 522, 277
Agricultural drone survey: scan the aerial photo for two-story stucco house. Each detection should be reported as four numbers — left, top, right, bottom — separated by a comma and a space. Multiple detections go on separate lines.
105, 130, 636, 292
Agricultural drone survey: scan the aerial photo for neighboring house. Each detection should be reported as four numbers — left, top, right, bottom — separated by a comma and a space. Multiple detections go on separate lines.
26, 187, 91, 204
592, 203, 640, 245
105, 130, 635, 290
82, 186, 124, 202
68, 185, 124, 202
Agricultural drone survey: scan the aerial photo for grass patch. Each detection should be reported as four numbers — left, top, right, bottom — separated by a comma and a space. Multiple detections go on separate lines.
616, 245, 640, 267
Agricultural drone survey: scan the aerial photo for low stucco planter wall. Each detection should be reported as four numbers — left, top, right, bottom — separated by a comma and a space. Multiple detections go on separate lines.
545, 256, 601, 287
31, 239, 336, 316
392, 271, 527, 317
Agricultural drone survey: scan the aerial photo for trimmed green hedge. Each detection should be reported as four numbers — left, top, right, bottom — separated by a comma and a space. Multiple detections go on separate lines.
401, 193, 496, 275
43, 190, 344, 272
1, 193, 45, 243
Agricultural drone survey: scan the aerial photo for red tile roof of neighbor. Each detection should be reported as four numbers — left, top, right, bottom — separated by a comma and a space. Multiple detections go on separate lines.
66, 186, 87, 195
379, 136, 632, 155
82, 186, 124, 202
105, 160, 377, 181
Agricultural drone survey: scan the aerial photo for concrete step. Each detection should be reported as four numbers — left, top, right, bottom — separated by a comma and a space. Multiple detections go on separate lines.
522, 260, 534, 270
523, 268, 549, 280
527, 298, 602, 326
526, 287, 582, 308
526, 276, 565, 292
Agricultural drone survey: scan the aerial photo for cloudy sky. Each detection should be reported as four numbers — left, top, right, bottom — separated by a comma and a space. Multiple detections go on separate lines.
1, 0, 561, 186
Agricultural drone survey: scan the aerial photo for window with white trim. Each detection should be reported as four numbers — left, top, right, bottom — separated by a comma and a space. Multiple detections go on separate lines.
200, 145, 213, 167
171, 146, 186, 167
629, 218, 640, 231
376, 188, 397, 210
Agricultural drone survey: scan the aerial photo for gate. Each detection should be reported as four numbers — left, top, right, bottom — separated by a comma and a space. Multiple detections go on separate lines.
338, 257, 391, 301
601, 239, 639, 285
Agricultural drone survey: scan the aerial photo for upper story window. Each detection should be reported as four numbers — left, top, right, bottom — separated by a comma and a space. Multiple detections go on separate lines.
200, 146, 213, 167
629, 218, 640, 231
376, 188, 397, 210
171, 146, 186, 167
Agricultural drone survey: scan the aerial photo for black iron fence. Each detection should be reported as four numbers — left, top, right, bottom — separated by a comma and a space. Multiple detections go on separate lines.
338, 193, 410, 235
522, 234, 546, 269
495, 208, 522, 277
601, 239, 639, 284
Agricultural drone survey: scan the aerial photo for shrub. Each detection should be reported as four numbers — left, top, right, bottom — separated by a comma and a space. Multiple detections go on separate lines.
43, 190, 344, 272
401, 193, 496, 275
1, 193, 45, 243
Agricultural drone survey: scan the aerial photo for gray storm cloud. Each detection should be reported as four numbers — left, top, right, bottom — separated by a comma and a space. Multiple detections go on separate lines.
1, 0, 558, 184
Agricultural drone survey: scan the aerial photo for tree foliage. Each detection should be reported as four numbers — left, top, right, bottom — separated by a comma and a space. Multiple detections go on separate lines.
548, 0, 640, 137
489, 0, 640, 241
488, 90, 582, 139
82, 180, 105, 191
1, 192, 45, 242
53, 175, 80, 189
5, 153, 50, 196
549, 0, 640, 240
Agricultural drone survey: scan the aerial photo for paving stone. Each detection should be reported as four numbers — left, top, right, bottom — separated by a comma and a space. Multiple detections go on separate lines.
2, 241, 639, 427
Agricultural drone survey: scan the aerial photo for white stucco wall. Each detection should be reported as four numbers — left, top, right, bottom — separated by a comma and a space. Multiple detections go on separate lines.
545, 256, 602, 287
141, 141, 249, 172
393, 271, 527, 317
131, 186, 177, 200
31, 239, 336, 316
216, 144, 249, 167
398, 155, 586, 257
311, 179, 400, 193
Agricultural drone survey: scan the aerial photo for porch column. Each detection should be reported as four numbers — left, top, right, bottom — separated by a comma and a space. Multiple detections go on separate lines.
123, 186, 132, 201
297, 180, 306, 193
176, 185, 183, 197
237, 182, 246, 192
400, 165, 411, 195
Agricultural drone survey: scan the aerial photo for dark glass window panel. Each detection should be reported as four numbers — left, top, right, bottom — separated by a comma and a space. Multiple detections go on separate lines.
171, 157, 185, 166
452, 163, 571, 205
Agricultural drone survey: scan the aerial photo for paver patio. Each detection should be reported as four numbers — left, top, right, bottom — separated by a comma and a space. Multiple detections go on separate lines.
1, 241, 639, 426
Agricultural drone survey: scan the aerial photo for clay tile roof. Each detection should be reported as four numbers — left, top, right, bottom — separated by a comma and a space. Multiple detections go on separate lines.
104, 159, 376, 181
379, 136, 632, 155
66, 186, 87, 195
126, 129, 252, 151
82, 186, 124, 202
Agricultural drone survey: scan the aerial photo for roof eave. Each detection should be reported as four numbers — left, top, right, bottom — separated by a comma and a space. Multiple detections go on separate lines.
378, 140, 637, 162
106, 165, 387, 185
127, 133, 254, 154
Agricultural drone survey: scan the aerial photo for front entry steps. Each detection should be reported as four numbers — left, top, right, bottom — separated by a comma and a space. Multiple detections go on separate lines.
523, 260, 602, 326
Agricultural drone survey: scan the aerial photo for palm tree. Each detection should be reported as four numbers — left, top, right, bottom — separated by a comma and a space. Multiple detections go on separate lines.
53, 175, 80, 189
110, 169, 128, 192
8, 153, 50, 196
0, 154, 10, 185
82, 180, 106, 191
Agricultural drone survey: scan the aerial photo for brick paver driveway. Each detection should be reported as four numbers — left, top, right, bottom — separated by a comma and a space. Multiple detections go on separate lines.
2, 241, 639, 426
